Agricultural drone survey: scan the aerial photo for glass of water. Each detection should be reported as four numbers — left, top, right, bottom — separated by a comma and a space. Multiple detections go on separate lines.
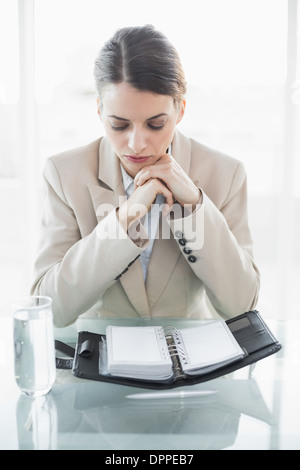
12, 295, 56, 397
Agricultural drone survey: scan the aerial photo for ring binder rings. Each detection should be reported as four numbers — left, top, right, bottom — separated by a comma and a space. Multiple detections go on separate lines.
55, 310, 282, 390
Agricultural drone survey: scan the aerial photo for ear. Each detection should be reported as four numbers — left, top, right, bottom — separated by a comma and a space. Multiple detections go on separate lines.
97, 97, 102, 119
176, 99, 186, 124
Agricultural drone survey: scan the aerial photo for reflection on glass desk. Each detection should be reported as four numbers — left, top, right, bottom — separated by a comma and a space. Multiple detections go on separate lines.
1, 316, 300, 450
16, 377, 273, 451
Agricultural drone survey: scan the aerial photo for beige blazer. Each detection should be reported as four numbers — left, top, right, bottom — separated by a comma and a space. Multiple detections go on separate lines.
31, 130, 260, 327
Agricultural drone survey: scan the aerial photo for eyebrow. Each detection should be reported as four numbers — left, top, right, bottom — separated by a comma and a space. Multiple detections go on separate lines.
108, 113, 168, 122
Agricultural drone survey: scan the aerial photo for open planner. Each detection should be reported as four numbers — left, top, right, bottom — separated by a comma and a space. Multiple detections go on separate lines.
55, 310, 282, 389
105, 321, 245, 381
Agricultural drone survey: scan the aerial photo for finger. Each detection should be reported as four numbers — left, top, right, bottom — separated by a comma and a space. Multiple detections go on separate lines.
134, 154, 173, 185
141, 178, 174, 209
134, 169, 150, 189
154, 180, 174, 208
156, 153, 172, 163
135, 164, 173, 188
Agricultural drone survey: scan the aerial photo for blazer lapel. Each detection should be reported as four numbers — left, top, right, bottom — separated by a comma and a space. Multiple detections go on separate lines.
145, 217, 181, 309
87, 137, 150, 317
119, 260, 150, 318
171, 129, 192, 174
87, 137, 125, 221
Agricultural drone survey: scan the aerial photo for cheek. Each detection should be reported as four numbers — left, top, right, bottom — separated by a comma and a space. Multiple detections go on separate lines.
155, 127, 176, 150
105, 130, 125, 151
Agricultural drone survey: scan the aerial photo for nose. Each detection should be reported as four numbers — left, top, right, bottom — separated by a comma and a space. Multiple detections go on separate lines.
128, 127, 147, 154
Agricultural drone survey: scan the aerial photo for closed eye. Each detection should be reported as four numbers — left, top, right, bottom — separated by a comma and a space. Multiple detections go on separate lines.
111, 123, 165, 132
148, 123, 165, 130
111, 124, 129, 131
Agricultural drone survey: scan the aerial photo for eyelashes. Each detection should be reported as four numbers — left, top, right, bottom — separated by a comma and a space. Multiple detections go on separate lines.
111, 125, 128, 132
111, 124, 165, 132
148, 124, 165, 131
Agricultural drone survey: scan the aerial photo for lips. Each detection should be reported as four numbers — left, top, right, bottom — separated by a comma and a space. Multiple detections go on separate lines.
125, 155, 151, 164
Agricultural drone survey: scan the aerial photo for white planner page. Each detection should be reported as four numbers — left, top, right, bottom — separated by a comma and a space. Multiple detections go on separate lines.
109, 326, 162, 363
105, 326, 172, 380
178, 320, 245, 373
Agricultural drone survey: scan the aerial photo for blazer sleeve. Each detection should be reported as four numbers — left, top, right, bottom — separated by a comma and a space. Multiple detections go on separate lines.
169, 161, 260, 319
30, 158, 146, 327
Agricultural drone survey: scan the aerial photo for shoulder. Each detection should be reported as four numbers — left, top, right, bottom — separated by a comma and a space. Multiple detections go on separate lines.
42, 138, 103, 200
190, 137, 243, 172
46, 138, 102, 171
175, 130, 246, 181
191, 138, 246, 186
175, 129, 243, 173
43, 138, 102, 184
176, 130, 247, 205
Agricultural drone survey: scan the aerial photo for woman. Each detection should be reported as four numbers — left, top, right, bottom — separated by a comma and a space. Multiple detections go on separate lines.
31, 24, 260, 327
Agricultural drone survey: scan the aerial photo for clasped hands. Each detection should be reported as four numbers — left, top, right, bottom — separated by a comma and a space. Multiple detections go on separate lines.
117, 153, 201, 232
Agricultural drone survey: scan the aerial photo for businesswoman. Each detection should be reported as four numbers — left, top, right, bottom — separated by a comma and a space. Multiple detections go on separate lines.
31, 24, 260, 327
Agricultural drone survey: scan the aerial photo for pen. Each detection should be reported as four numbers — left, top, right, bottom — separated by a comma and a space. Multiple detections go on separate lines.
126, 390, 218, 400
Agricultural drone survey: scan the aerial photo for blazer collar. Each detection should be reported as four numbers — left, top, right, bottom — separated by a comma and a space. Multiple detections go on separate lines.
87, 137, 125, 220
171, 129, 192, 175
98, 136, 123, 190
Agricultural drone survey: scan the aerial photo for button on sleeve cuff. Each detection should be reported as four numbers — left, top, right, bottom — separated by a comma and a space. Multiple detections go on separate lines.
169, 203, 204, 251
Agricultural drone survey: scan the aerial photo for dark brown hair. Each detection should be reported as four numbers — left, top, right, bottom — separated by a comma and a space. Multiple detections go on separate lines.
94, 24, 186, 105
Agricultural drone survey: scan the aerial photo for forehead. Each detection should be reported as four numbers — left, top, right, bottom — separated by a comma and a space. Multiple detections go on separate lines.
101, 82, 175, 119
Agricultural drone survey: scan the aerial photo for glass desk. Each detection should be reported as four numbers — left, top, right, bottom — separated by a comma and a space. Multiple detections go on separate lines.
0, 316, 299, 451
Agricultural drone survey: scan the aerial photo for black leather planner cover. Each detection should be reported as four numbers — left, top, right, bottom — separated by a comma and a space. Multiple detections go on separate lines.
55, 310, 282, 390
